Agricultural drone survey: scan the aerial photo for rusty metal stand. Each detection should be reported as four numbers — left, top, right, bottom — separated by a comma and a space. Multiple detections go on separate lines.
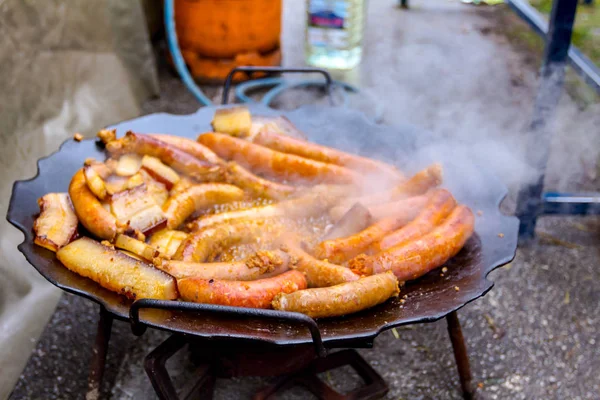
253, 349, 388, 400
86, 306, 113, 400
446, 311, 474, 400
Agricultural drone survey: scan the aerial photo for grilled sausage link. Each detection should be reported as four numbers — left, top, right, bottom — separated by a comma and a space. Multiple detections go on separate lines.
175, 218, 286, 262
104, 132, 223, 181
252, 129, 403, 181
69, 168, 118, 240
350, 205, 475, 280
225, 162, 297, 200
272, 271, 400, 318
313, 212, 420, 265
149, 134, 225, 165
330, 195, 428, 222
336, 164, 443, 211
187, 188, 343, 231
281, 239, 359, 287
198, 132, 358, 184
157, 250, 290, 280
372, 189, 456, 252
178, 270, 307, 309
162, 183, 245, 229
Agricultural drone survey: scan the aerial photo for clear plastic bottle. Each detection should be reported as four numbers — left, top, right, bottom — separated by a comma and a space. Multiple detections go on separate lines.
305, 0, 367, 70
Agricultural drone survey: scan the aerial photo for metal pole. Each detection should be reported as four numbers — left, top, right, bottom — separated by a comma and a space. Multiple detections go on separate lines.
86, 306, 113, 400
446, 311, 474, 400
515, 0, 578, 241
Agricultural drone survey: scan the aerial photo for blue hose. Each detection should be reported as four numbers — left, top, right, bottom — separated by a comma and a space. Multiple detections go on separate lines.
163, 0, 360, 109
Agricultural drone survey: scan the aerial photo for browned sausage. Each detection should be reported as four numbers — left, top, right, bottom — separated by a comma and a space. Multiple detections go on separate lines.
313, 212, 419, 264
225, 162, 296, 200
280, 239, 359, 287
272, 271, 400, 318
252, 129, 404, 181
350, 205, 475, 280
330, 195, 428, 222
198, 132, 359, 184
372, 189, 456, 252
162, 183, 245, 229
69, 169, 119, 240
187, 188, 343, 231
149, 134, 225, 165
157, 250, 290, 280
178, 270, 307, 308
175, 218, 286, 262
104, 132, 223, 181
336, 164, 443, 211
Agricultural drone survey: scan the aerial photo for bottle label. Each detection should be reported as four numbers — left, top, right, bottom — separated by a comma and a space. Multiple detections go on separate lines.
307, 0, 349, 50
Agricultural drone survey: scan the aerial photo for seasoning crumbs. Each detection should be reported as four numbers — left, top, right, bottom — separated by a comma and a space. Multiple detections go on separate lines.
476, 210, 483, 216
454, 286, 460, 292
441, 267, 448, 273
498, 233, 504, 238
73, 133, 84, 141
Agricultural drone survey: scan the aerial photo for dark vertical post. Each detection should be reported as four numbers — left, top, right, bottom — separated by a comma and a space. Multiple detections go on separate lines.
515, 0, 578, 241
446, 311, 474, 400
400, 0, 409, 8
86, 306, 113, 400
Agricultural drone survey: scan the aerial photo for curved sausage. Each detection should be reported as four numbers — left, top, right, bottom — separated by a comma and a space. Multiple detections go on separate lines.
198, 132, 358, 184
226, 162, 296, 200
313, 212, 419, 264
272, 271, 400, 318
150, 134, 225, 165
252, 129, 404, 181
336, 164, 443, 211
69, 168, 118, 240
372, 189, 456, 252
175, 218, 286, 262
162, 183, 245, 229
350, 205, 475, 280
178, 270, 307, 308
281, 239, 359, 287
157, 250, 290, 280
187, 189, 342, 231
330, 195, 428, 222
104, 132, 223, 182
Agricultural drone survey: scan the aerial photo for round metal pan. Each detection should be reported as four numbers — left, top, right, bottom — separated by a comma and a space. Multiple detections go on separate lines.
7, 104, 518, 348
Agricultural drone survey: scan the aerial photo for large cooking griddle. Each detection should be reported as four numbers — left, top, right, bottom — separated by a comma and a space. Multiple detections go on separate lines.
7, 104, 518, 349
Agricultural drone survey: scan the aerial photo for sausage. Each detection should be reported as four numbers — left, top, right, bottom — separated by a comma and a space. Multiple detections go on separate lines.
69, 168, 119, 240
281, 239, 359, 287
330, 195, 428, 222
321, 203, 372, 241
372, 189, 456, 252
252, 129, 404, 181
105, 132, 223, 181
157, 250, 290, 280
349, 205, 475, 280
313, 212, 419, 265
187, 188, 343, 231
225, 162, 296, 200
149, 134, 225, 166
198, 132, 358, 184
178, 270, 307, 308
272, 271, 400, 318
336, 164, 443, 211
162, 183, 245, 229
175, 218, 286, 262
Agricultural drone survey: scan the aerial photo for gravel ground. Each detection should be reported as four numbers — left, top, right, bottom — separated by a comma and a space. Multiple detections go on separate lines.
8, 1, 600, 399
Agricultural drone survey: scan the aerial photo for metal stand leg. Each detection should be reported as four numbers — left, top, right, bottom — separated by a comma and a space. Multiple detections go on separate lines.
446, 311, 474, 400
86, 306, 113, 400
515, 0, 578, 242
400, 0, 409, 8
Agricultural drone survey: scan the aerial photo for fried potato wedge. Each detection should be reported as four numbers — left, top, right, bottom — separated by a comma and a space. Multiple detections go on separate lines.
141, 155, 180, 190
115, 154, 142, 176
56, 237, 178, 300
114, 234, 160, 262
148, 230, 188, 258
110, 184, 167, 234
211, 106, 252, 137
34, 193, 79, 252
83, 165, 108, 200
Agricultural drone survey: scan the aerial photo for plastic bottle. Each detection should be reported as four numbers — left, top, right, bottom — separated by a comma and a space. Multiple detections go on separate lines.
305, 0, 366, 70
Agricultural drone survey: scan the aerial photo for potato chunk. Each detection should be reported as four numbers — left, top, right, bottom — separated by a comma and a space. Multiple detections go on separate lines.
56, 237, 178, 300
211, 107, 252, 137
